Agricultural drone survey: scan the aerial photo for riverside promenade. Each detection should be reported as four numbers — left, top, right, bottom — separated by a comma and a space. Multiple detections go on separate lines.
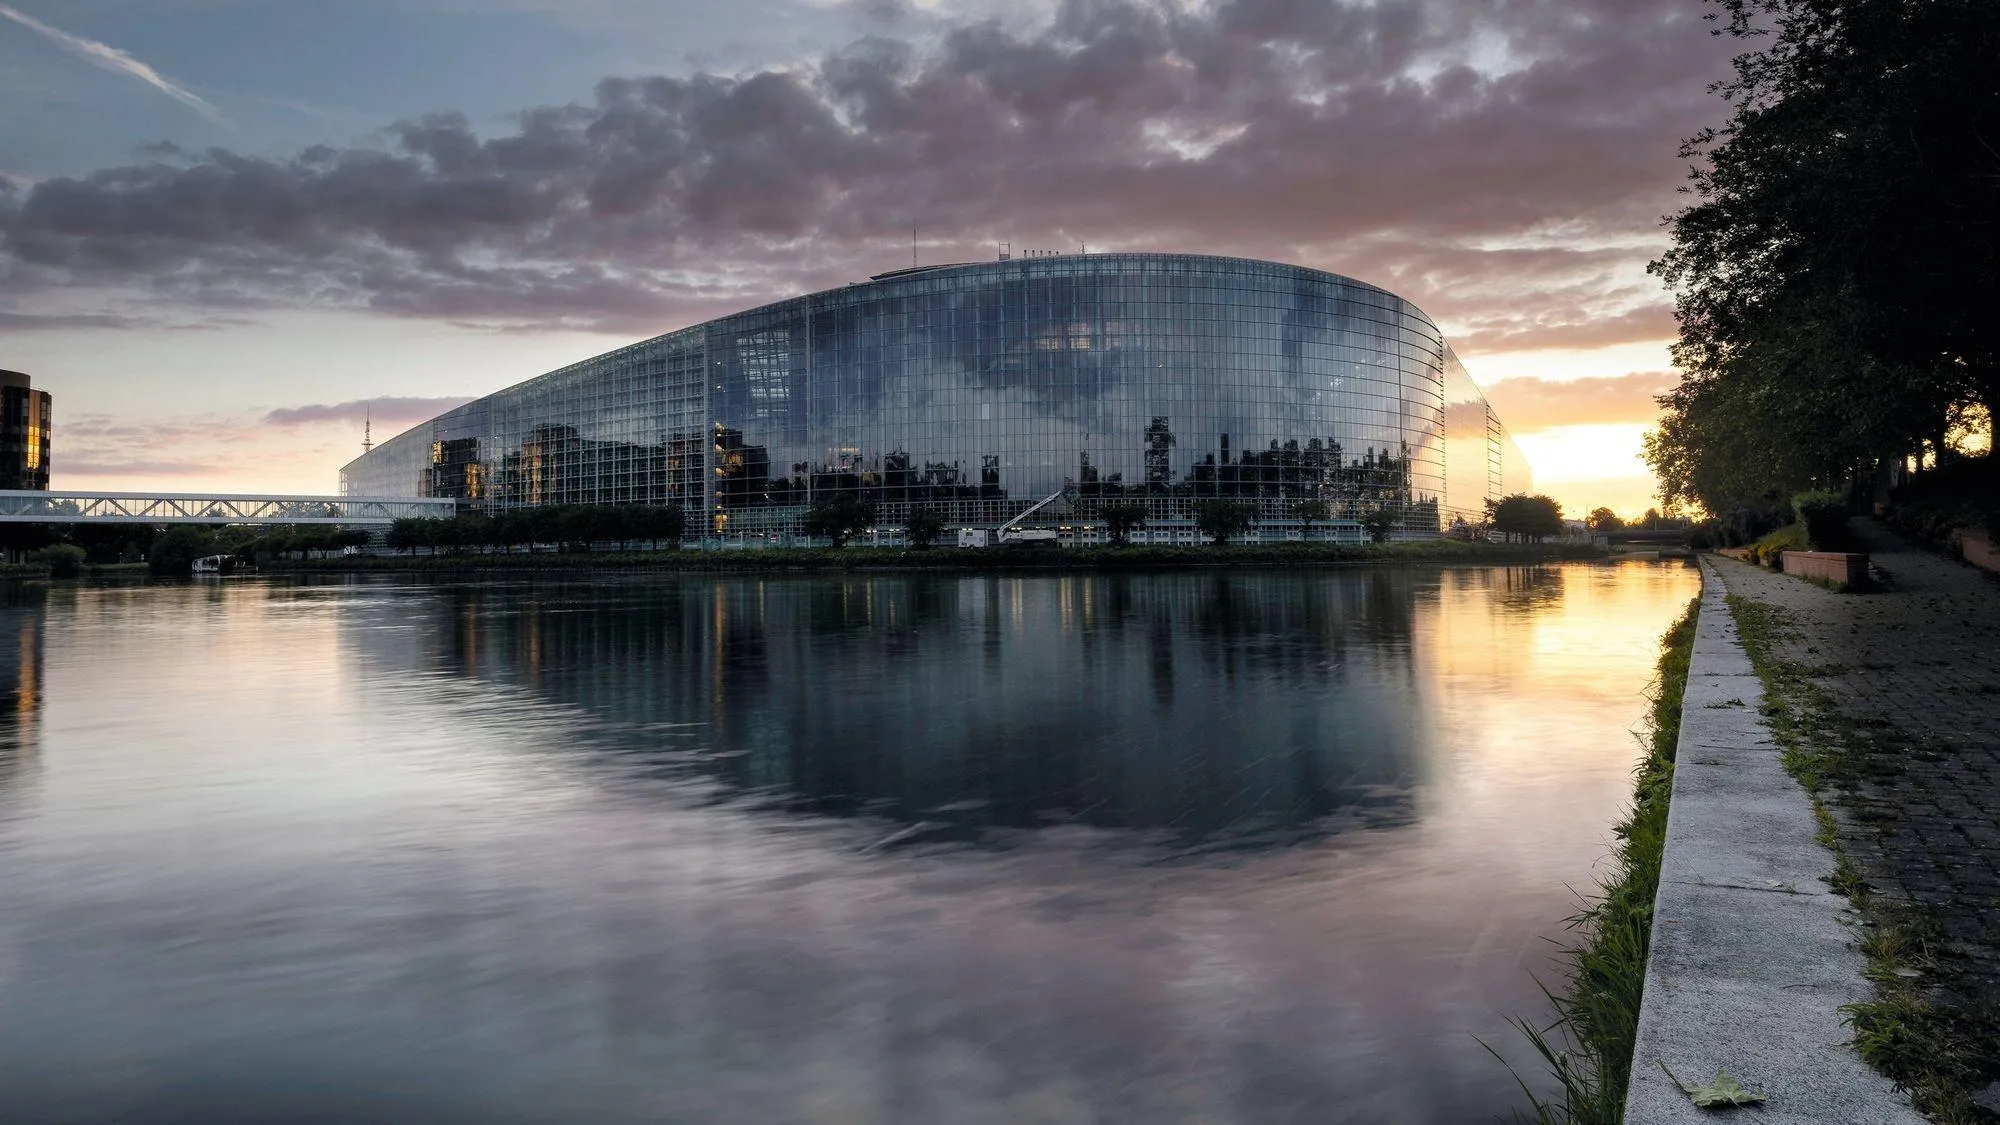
1624, 556, 1919, 1123
1630, 523, 2000, 1120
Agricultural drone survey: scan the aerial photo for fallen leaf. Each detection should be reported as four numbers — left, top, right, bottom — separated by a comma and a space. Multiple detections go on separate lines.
1662, 1062, 1768, 1109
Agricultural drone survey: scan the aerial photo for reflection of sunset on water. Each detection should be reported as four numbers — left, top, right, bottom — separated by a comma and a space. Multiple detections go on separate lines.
2, 564, 1696, 1123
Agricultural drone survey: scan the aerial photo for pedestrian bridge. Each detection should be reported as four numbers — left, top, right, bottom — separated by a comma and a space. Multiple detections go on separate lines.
0, 490, 456, 525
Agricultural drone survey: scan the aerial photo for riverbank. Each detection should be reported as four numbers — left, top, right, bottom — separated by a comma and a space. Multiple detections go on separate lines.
266, 539, 1610, 575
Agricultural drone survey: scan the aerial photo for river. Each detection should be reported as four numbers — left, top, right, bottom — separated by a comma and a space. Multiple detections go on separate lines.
0, 561, 1698, 1123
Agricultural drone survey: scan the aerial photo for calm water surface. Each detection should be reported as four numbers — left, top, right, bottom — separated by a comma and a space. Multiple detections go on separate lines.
0, 562, 1697, 1123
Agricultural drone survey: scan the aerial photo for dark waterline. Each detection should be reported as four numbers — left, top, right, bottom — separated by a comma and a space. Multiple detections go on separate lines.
0, 563, 1697, 1123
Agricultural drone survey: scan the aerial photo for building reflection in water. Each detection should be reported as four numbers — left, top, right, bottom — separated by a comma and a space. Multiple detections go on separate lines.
0, 584, 44, 800
390, 572, 1435, 844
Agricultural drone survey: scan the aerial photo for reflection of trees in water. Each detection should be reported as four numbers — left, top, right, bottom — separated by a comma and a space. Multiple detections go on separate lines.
1483, 565, 1567, 614
0, 585, 45, 801
407, 573, 1433, 841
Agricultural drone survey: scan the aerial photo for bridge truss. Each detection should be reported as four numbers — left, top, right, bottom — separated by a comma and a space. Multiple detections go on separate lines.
0, 490, 458, 525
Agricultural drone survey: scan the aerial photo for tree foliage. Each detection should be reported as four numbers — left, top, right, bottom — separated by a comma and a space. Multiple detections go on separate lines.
1586, 507, 1625, 534
1647, 0, 2000, 512
1292, 499, 1331, 536
904, 508, 944, 548
1487, 494, 1565, 542
805, 494, 877, 546
1192, 500, 1256, 545
148, 526, 213, 577
1359, 507, 1398, 544
1100, 501, 1148, 544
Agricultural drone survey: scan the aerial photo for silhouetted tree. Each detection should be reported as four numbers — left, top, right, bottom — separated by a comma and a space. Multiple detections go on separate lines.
1193, 500, 1256, 546
1293, 499, 1331, 539
1360, 507, 1397, 544
1649, 0, 1999, 511
904, 508, 944, 548
1587, 507, 1625, 534
806, 494, 876, 547
1486, 494, 1565, 542
1101, 501, 1148, 544
148, 526, 212, 576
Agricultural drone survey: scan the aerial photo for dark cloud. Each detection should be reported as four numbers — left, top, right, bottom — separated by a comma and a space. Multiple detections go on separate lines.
1482, 371, 1678, 430
0, 309, 147, 330
265, 396, 474, 426
0, 0, 1731, 348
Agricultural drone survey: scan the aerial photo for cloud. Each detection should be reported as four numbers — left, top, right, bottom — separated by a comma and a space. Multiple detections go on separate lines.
56, 408, 351, 491
59, 457, 228, 477
0, 309, 146, 330
0, 0, 1731, 347
0, 2, 230, 127
264, 396, 474, 427
1483, 371, 1676, 431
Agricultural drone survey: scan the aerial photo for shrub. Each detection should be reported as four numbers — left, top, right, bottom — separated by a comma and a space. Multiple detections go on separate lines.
148, 526, 213, 577
1747, 522, 1808, 567
1792, 490, 1850, 551
904, 508, 944, 548
29, 543, 86, 578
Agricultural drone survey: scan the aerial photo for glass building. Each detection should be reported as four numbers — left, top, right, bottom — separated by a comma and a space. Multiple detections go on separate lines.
341, 253, 1529, 542
0, 371, 52, 492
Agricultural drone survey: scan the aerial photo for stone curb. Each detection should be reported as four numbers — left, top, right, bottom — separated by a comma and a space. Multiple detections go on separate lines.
1623, 557, 1921, 1123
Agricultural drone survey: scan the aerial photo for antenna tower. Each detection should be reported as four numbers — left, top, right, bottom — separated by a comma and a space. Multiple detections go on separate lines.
362, 403, 374, 453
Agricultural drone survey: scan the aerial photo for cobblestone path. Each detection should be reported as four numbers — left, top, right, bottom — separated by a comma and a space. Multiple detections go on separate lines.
1714, 521, 2000, 1057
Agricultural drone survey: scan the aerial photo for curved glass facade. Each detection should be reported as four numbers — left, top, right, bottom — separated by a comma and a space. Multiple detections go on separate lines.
341, 253, 1528, 539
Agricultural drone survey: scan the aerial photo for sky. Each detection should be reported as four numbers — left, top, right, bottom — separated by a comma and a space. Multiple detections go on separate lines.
0, 0, 1737, 518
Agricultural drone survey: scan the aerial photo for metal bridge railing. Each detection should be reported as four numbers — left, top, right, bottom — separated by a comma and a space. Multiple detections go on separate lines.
0, 490, 457, 525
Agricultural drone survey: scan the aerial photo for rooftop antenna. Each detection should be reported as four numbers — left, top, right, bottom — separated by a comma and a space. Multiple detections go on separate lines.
912, 225, 918, 268
362, 403, 374, 453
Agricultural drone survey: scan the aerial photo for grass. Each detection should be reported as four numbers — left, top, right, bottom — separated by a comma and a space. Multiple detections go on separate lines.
1494, 595, 1699, 1124
270, 538, 1610, 574
1727, 594, 2000, 1122
1742, 522, 1808, 568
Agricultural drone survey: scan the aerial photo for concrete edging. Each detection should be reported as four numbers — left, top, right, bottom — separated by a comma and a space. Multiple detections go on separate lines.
1623, 556, 1920, 1123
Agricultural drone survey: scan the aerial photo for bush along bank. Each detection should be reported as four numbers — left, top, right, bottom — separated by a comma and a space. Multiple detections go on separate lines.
272, 539, 1609, 574
1498, 597, 1699, 1124
1727, 596, 2000, 1121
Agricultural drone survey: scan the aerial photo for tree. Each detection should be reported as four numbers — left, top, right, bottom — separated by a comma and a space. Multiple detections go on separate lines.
805, 493, 876, 547
1648, 0, 2000, 512
385, 518, 427, 555
1192, 500, 1256, 546
29, 543, 85, 578
904, 508, 944, 548
148, 526, 212, 576
1587, 507, 1626, 534
1486, 494, 1565, 542
529, 506, 567, 551
454, 513, 494, 554
1292, 499, 1330, 539
1101, 501, 1148, 544
1360, 507, 1397, 544
631, 505, 685, 549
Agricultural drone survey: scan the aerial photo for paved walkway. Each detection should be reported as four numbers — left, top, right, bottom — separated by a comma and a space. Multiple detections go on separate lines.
1711, 521, 2000, 1100
1626, 557, 1921, 1123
